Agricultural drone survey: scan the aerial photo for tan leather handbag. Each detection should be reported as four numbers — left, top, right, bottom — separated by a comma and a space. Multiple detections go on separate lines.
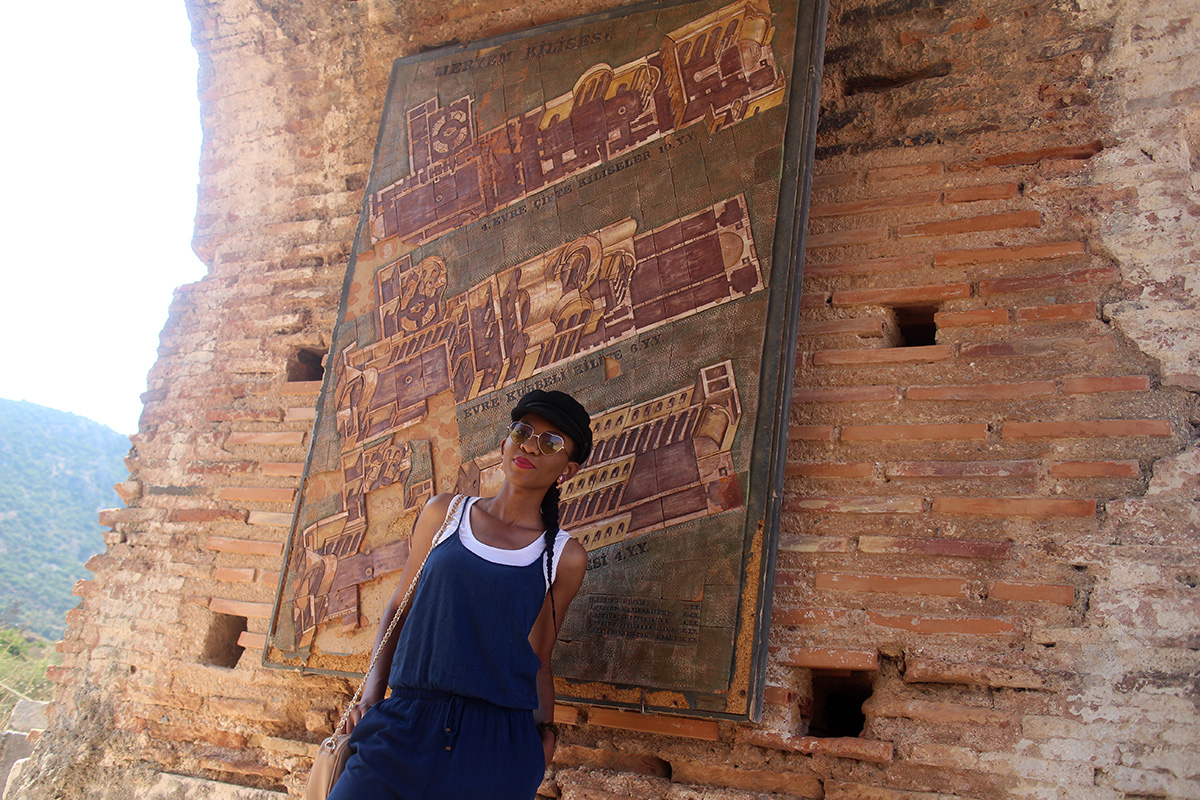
303, 495, 466, 800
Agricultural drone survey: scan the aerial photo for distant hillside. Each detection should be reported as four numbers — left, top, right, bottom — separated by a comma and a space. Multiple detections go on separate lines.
0, 399, 128, 639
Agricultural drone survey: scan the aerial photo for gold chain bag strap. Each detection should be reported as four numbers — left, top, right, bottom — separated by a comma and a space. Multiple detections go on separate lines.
303, 494, 467, 800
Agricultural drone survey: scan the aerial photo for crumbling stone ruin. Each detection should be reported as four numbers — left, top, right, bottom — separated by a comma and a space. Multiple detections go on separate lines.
8, 0, 1198, 797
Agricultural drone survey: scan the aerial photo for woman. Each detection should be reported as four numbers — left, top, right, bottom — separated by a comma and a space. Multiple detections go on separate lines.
327, 389, 591, 800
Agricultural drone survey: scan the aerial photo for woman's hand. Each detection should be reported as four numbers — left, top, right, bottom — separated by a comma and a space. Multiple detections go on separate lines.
341, 700, 374, 735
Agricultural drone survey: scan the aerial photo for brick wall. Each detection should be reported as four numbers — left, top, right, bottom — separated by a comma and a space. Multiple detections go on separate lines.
11, 0, 1198, 797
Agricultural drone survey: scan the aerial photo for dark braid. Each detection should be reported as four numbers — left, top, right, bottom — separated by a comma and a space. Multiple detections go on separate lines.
541, 483, 561, 629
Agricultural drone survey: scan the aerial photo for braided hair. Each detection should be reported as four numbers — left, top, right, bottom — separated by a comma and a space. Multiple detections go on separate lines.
510, 389, 591, 632
541, 483, 561, 629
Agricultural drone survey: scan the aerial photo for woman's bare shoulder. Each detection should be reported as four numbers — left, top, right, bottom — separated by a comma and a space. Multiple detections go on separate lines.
557, 537, 587, 578
411, 492, 462, 543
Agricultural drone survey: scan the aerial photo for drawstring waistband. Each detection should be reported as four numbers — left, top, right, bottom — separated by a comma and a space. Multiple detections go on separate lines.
388, 687, 530, 752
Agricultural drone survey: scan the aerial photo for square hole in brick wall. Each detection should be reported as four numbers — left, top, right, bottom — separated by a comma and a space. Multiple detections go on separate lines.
808, 669, 874, 737
201, 612, 247, 668
287, 347, 326, 382
892, 306, 938, 347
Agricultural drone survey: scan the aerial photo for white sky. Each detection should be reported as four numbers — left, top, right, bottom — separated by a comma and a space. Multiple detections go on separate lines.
0, 1, 207, 435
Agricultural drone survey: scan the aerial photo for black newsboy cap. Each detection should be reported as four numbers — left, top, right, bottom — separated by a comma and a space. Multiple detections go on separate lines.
511, 389, 593, 464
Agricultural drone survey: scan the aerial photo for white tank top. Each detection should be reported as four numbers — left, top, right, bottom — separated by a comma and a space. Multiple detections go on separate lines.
458, 497, 571, 589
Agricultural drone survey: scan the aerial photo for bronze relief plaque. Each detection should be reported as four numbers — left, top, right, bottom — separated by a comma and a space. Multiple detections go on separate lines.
267, 0, 827, 720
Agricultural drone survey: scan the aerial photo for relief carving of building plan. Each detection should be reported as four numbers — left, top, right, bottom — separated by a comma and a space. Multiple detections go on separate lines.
269, 0, 819, 719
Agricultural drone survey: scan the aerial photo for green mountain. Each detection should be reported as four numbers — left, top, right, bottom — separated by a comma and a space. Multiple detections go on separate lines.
0, 399, 128, 639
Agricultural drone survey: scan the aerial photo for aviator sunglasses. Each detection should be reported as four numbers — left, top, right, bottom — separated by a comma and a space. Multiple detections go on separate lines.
508, 420, 567, 455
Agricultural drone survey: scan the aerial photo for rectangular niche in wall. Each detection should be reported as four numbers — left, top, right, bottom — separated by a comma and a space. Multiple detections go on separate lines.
266, 0, 828, 721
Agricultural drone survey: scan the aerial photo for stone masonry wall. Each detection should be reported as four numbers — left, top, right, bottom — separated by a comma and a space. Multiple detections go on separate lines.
11, 0, 1198, 798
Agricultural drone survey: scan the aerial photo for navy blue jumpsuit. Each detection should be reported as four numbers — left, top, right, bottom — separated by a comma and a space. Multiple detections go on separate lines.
328, 497, 566, 800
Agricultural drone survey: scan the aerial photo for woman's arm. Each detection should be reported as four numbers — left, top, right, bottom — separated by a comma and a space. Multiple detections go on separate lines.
529, 537, 587, 765
342, 493, 456, 732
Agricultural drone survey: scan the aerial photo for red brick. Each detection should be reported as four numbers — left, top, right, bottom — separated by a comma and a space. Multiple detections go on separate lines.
906, 381, 1055, 401
670, 759, 822, 798
806, 225, 889, 249
1050, 460, 1140, 478
805, 255, 926, 278
859, 535, 1012, 559
741, 729, 894, 763
776, 647, 879, 670
1015, 302, 1098, 322
788, 425, 836, 441
932, 497, 1096, 517
814, 345, 954, 365
779, 536, 853, 554
195, 755, 287, 781
797, 318, 886, 336
794, 385, 899, 403
237, 631, 267, 649
832, 282, 971, 307
555, 745, 670, 776
977, 266, 1119, 295
785, 461, 875, 478
956, 140, 1103, 169
810, 191, 941, 218
150, 722, 249, 750
842, 423, 987, 441
885, 460, 1037, 478
1062, 375, 1151, 394
205, 536, 284, 557
934, 240, 1085, 267
168, 508, 247, 523
285, 407, 317, 421
213, 567, 255, 582
868, 612, 1017, 635
588, 708, 719, 740
208, 597, 273, 618
960, 335, 1115, 358
114, 481, 141, 505
904, 659, 1049, 689
216, 486, 297, 503
261, 461, 305, 476
227, 431, 306, 446
812, 171, 857, 190
816, 573, 968, 597
1003, 419, 1171, 439
826, 780, 951, 800
990, 581, 1075, 605
934, 308, 1009, 327
867, 163, 944, 182
801, 292, 829, 308
786, 497, 925, 513
772, 607, 853, 627
248, 511, 293, 526
945, 183, 1019, 203
896, 210, 1041, 238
